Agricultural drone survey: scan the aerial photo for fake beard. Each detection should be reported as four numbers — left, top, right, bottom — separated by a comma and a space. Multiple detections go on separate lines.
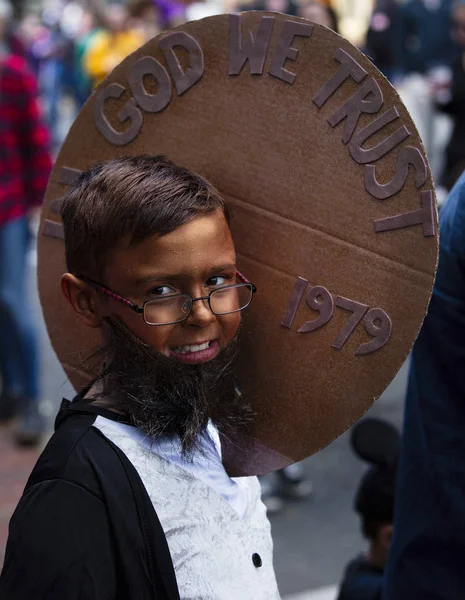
88, 317, 254, 458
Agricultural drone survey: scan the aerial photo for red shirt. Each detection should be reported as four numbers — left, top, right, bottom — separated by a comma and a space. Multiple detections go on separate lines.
0, 54, 52, 227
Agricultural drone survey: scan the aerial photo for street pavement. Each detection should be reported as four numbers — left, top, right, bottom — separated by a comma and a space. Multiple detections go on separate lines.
0, 248, 407, 598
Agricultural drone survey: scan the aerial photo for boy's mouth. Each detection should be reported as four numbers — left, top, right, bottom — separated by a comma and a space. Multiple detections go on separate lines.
172, 341, 211, 354
169, 340, 220, 364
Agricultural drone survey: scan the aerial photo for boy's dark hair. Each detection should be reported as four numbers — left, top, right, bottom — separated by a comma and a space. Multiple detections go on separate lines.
351, 418, 400, 541
361, 518, 389, 541
61, 155, 228, 279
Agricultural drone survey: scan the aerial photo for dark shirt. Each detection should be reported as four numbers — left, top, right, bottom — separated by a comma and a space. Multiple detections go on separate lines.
440, 56, 465, 188
364, 0, 398, 75
0, 54, 51, 227
395, 0, 457, 74
337, 555, 383, 600
384, 172, 465, 599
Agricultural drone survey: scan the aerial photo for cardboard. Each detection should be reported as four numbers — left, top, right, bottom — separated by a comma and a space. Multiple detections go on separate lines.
38, 12, 438, 476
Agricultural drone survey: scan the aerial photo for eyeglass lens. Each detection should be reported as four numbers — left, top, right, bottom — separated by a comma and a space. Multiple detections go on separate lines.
143, 284, 253, 325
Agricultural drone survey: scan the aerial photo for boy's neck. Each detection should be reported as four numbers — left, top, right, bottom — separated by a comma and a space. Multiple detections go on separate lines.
366, 544, 387, 571
84, 382, 125, 415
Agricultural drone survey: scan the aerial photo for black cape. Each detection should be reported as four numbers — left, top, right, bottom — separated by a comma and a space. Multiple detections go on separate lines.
0, 400, 180, 600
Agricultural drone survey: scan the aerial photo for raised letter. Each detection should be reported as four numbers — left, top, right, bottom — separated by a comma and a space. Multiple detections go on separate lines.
349, 107, 410, 164
269, 20, 313, 84
298, 286, 334, 333
313, 48, 367, 108
364, 146, 428, 199
51, 197, 64, 213
331, 296, 368, 350
328, 77, 383, 144
356, 308, 392, 355
129, 56, 171, 113
58, 166, 82, 186
42, 220, 64, 240
374, 189, 436, 236
229, 14, 274, 76
159, 31, 204, 96
281, 276, 308, 328
94, 83, 142, 146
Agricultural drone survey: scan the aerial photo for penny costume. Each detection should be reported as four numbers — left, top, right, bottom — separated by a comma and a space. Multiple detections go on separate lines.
0, 12, 438, 599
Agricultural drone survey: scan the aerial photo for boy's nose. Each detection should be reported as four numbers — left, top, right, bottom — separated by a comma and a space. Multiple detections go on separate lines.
186, 298, 216, 326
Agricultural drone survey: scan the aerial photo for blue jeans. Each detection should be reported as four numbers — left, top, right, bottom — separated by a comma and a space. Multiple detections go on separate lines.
0, 216, 39, 401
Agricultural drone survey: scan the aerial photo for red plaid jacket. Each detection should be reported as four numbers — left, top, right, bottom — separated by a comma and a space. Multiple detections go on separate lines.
0, 54, 52, 227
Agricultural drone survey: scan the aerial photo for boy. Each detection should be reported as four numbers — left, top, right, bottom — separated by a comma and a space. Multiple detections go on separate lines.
0, 155, 280, 599
337, 418, 399, 600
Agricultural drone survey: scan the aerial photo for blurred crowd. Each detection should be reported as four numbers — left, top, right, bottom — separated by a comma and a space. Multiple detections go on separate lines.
8, 0, 161, 148
0, 0, 464, 184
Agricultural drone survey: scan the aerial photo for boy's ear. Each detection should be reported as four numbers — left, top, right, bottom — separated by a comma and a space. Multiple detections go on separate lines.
379, 523, 393, 550
60, 273, 103, 328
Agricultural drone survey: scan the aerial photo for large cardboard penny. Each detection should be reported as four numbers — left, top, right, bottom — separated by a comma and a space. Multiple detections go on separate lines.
38, 12, 438, 476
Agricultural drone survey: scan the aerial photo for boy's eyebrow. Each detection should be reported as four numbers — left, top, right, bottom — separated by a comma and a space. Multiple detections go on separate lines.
134, 264, 237, 286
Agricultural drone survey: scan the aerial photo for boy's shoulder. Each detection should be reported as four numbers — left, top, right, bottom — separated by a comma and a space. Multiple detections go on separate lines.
26, 400, 132, 498
3, 401, 181, 600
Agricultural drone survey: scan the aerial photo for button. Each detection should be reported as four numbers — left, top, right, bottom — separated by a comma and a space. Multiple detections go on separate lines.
252, 553, 262, 568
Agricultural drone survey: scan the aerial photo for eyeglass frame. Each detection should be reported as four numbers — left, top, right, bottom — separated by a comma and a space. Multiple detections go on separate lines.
77, 271, 257, 326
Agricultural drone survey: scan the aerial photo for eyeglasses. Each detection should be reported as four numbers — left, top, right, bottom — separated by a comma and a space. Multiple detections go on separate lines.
78, 271, 257, 326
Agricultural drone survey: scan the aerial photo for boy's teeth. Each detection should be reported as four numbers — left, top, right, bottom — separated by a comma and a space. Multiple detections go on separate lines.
173, 341, 211, 354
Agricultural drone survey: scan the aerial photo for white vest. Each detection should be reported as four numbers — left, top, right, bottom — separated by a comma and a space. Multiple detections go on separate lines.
94, 416, 281, 600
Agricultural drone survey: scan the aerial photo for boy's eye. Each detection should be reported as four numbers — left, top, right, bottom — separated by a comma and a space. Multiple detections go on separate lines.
207, 275, 229, 287
149, 285, 176, 296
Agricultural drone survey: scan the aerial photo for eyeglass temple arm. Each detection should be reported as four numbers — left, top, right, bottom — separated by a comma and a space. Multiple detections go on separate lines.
236, 270, 257, 293
80, 273, 256, 308
79, 275, 144, 313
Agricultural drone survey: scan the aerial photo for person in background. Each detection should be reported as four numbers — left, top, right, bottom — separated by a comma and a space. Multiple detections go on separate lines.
394, 0, 458, 181
0, 0, 52, 444
30, 7, 67, 148
364, 0, 398, 81
154, 0, 187, 28
74, 8, 102, 107
128, 0, 162, 44
240, 0, 298, 17
395, 0, 457, 76
83, 3, 144, 89
58, 2, 92, 114
383, 183, 465, 596
297, 0, 338, 31
16, 13, 43, 73
337, 418, 399, 600
438, 0, 465, 190
260, 463, 312, 514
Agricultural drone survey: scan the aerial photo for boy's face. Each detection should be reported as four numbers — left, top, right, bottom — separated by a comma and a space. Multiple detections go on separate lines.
453, 6, 465, 46
102, 209, 241, 361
